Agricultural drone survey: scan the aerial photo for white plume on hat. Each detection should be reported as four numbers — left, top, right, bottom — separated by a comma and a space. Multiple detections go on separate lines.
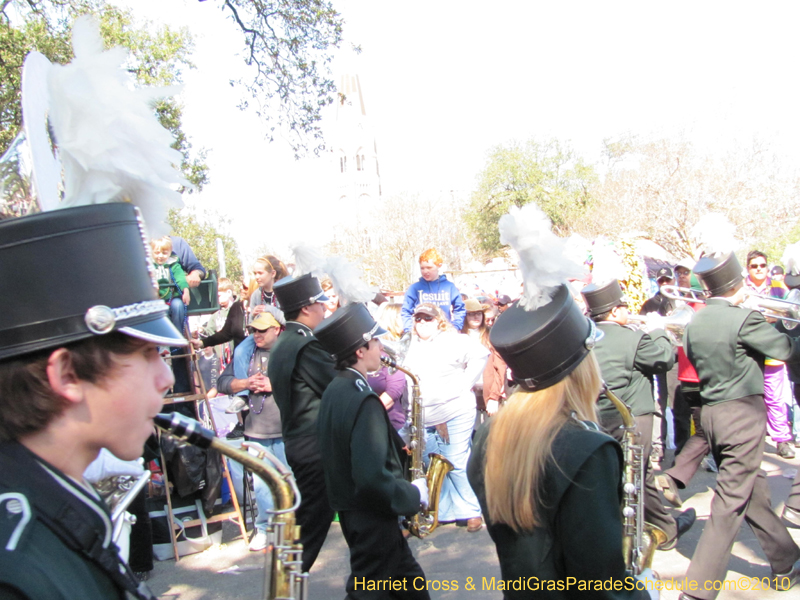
325, 255, 376, 305
691, 213, 737, 257
46, 16, 185, 236
782, 241, 800, 276
590, 237, 625, 287
289, 241, 327, 278
498, 203, 585, 311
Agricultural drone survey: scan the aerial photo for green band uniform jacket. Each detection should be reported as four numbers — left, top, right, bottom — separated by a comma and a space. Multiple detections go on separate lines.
467, 420, 647, 600
318, 369, 420, 515
684, 298, 800, 405
595, 323, 674, 416
0, 442, 152, 600
268, 321, 337, 440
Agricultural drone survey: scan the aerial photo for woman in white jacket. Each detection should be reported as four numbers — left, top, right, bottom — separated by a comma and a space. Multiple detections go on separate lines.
404, 303, 489, 532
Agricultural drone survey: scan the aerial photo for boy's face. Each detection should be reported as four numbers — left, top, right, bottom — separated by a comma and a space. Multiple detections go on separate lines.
420, 260, 439, 282
84, 343, 173, 461
152, 245, 171, 265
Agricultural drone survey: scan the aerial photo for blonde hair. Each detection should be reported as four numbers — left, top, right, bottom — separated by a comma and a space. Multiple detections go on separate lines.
150, 236, 172, 252
484, 352, 601, 532
218, 277, 234, 293
376, 303, 403, 340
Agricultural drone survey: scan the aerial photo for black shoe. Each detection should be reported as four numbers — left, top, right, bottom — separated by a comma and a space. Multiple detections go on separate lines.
782, 505, 800, 528
655, 474, 683, 508
771, 560, 800, 591
226, 423, 244, 440
659, 508, 696, 551
778, 441, 796, 459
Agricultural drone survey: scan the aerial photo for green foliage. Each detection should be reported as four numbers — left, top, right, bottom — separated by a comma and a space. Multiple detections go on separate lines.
0, 0, 208, 189
465, 138, 597, 258
167, 207, 243, 284
220, 0, 345, 158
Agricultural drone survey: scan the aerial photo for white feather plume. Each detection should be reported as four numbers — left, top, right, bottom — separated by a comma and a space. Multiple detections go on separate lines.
46, 16, 185, 236
498, 204, 585, 310
325, 255, 376, 305
290, 242, 327, 278
590, 238, 626, 287
691, 213, 737, 257
783, 241, 800, 276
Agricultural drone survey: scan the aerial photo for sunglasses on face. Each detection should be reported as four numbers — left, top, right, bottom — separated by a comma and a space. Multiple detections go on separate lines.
414, 315, 434, 323
248, 327, 269, 334
749, 263, 767, 269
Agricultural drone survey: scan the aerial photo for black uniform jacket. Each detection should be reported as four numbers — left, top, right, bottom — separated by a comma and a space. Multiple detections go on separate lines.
594, 322, 674, 417
685, 298, 800, 405
468, 420, 647, 600
318, 369, 420, 516
268, 321, 337, 440
0, 442, 152, 600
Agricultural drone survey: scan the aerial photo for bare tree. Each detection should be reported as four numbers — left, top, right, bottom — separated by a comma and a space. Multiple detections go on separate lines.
585, 135, 800, 260
326, 191, 473, 293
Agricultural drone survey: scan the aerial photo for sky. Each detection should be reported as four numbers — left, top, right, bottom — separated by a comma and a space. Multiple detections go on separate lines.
113, 1, 800, 263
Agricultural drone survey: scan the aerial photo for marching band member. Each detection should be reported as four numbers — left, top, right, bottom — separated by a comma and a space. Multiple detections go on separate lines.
680, 252, 800, 599
316, 303, 430, 600
0, 17, 187, 598
580, 279, 696, 550
268, 272, 337, 572
467, 204, 655, 600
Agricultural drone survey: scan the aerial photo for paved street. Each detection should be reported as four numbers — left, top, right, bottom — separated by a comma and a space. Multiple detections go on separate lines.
147, 441, 800, 600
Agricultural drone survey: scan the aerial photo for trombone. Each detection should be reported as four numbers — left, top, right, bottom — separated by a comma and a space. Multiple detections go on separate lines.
659, 285, 708, 304
661, 284, 800, 330
742, 288, 800, 330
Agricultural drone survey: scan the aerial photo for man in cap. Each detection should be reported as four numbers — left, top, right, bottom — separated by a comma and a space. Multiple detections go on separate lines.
680, 253, 800, 599
494, 294, 513, 314
316, 303, 431, 599
267, 272, 337, 572
0, 204, 185, 599
640, 265, 678, 463
216, 311, 285, 552
581, 279, 696, 551
640, 266, 676, 317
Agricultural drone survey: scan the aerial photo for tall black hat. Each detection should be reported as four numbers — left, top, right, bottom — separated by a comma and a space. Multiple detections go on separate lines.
273, 273, 328, 313
693, 252, 743, 297
581, 279, 626, 317
0, 203, 186, 361
490, 284, 601, 392
314, 303, 386, 361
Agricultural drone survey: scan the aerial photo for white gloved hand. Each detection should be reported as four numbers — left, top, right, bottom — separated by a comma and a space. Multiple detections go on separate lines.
486, 399, 499, 416
411, 477, 429, 510
641, 311, 665, 334
635, 567, 659, 600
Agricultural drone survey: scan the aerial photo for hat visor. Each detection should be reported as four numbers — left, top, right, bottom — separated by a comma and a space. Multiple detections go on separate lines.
316, 293, 330, 303
373, 325, 389, 338
118, 315, 187, 346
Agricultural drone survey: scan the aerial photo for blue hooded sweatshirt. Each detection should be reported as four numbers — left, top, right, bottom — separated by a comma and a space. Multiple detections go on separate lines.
401, 275, 466, 332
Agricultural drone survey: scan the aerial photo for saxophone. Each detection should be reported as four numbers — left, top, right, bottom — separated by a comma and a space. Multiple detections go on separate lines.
602, 385, 668, 576
381, 355, 454, 538
154, 413, 308, 600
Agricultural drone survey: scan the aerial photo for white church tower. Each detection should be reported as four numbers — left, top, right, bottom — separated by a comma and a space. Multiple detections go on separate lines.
331, 74, 382, 210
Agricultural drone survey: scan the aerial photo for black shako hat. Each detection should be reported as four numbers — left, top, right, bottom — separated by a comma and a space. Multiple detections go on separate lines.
693, 252, 743, 297
581, 279, 626, 317
314, 303, 387, 361
490, 284, 601, 392
0, 203, 186, 361
273, 272, 328, 313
